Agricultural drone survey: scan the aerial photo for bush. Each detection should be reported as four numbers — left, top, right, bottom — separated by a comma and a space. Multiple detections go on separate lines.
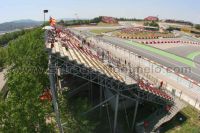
0, 47, 7, 68
0, 30, 30, 46
144, 21, 159, 27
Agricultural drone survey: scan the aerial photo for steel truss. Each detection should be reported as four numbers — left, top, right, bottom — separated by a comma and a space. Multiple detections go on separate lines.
47, 47, 173, 133
49, 51, 172, 105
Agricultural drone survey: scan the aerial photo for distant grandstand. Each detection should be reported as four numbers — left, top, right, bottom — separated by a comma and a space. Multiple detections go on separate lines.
164, 19, 193, 26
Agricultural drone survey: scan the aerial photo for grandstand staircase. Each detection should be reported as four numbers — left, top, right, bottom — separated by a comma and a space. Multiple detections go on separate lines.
135, 97, 186, 133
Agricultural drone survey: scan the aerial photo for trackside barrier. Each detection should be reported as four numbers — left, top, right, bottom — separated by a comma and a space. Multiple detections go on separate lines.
87, 37, 200, 110
141, 40, 200, 45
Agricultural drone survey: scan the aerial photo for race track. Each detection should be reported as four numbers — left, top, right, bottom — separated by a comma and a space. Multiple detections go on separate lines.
99, 36, 200, 82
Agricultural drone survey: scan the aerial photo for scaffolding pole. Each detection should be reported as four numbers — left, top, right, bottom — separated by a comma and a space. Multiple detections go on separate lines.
99, 86, 103, 117
49, 55, 64, 133
113, 94, 119, 133
131, 100, 139, 132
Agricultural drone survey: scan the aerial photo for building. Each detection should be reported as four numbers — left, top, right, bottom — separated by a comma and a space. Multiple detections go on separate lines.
101, 16, 118, 24
144, 16, 159, 21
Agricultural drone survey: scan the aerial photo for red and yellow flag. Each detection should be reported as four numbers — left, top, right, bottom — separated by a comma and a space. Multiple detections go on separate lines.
49, 17, 56, 27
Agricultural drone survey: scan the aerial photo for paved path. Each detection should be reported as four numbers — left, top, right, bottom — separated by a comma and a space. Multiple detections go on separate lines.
0, 69, 6, 92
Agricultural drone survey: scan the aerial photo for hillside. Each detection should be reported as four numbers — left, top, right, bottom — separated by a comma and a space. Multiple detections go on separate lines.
0, 19, 42, 32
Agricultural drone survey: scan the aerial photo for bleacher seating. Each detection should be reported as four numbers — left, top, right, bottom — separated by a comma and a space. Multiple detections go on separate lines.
138, 80, 173, 101
46, 29, 173, 102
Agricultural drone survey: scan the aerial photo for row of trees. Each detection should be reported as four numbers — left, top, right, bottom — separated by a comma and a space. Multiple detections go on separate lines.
58, 17, 146, 27
0, 29, 31, 46
0, 27, 97, 132
0, 28, 54, 132
117, 17, 144, 21
59, 17, 101, 26
195, 24, 200, 30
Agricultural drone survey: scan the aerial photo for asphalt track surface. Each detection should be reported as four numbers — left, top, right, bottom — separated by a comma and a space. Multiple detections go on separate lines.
99, 36, 200, 83
166, 46, 200, 62
186, 51, 200, 62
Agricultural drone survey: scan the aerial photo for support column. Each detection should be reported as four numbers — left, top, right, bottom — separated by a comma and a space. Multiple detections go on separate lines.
113, 94, 119, 133
90, 82, 93, 102
131, 100, 139, 132
49, 56, 63, 133
99, 86, 103, 117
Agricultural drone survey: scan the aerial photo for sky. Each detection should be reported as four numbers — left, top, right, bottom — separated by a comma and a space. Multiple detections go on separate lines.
0, 0, 200, 24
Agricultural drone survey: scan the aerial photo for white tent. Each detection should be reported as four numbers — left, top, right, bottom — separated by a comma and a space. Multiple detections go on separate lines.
42, 26, 54, 30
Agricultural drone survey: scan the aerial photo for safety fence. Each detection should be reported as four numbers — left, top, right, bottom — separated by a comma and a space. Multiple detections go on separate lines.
140, 40, 200, 45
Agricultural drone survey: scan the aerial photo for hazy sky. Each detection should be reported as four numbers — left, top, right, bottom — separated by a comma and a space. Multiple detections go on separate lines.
0, 0, 200, 24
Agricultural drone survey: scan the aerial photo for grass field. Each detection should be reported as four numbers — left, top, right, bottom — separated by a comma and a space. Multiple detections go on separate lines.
162, 106, 200, 133
90, 29, 115, 34
97, 22, 119, 27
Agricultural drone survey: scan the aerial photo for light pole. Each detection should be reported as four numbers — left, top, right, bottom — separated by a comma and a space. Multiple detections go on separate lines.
43, 10, 48, 26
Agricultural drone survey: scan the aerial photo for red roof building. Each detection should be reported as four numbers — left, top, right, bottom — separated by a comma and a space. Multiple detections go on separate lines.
144, 16, 159, 21
101, 16, 118, 24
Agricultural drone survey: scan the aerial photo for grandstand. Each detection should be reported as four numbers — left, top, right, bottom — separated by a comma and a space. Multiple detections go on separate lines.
45, 27, 186, 133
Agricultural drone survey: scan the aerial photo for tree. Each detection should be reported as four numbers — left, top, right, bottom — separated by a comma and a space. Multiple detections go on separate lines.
144, 21, 159, 27
0, 47, 7, 68
0, 72, 53, 133
0, 28, 54, 132
0, 27, 97, 132
195, 24, 200, 30
0, 30, 28, 46
59, 20, 65, 25
59, 93, 97, 133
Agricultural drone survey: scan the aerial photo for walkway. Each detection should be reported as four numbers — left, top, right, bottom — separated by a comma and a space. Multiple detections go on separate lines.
0, 69, 6, 92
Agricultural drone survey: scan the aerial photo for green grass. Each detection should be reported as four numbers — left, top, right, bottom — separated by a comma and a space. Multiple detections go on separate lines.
186, 51, 200, 60
163, 106, 200, 133
97, 22, 119, 27
125, 40, 195, 68
90, 29, 115, 34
